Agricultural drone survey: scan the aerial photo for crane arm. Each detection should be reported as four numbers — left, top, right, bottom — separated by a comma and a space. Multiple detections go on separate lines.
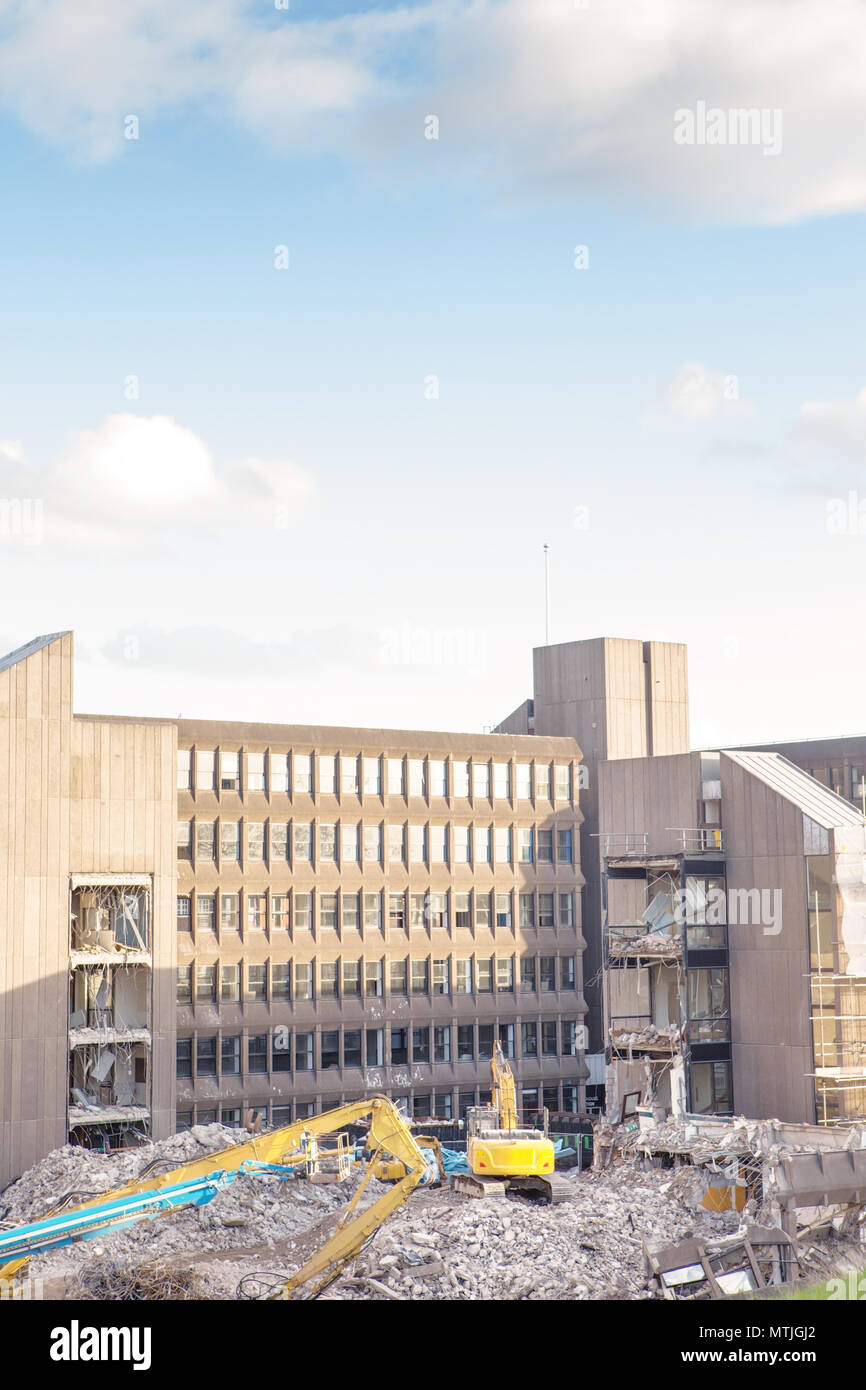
492, 1040, 519, 1131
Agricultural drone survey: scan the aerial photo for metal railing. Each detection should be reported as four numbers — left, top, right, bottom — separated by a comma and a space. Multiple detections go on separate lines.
667, 827, 724, 853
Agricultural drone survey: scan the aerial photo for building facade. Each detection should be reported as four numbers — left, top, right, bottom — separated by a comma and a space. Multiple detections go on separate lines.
0, 632, 586, 1187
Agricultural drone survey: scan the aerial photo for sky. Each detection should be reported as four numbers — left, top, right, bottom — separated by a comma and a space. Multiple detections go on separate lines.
1, 0, 866, 747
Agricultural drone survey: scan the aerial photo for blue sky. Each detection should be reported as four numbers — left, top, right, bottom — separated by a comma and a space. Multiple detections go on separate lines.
1, 0, 865, 746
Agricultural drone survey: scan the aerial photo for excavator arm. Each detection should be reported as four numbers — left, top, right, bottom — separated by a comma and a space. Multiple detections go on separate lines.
491, 1040, 520, 1131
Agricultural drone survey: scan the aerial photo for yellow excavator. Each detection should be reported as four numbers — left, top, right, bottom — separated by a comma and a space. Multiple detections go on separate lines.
455, 1042, 570, 1203
0, 1096, 432, 1301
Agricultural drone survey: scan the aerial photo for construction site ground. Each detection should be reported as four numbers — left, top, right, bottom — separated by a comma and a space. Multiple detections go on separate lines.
1, 1123, 753, 1301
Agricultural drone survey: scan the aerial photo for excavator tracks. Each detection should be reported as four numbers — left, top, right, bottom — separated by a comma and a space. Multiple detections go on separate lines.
453, 1173, 572, 1204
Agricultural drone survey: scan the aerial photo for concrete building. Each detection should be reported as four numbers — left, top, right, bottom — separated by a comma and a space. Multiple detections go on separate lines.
598, 748, 866, 1126
0, 632, 586, 1187
496, 637, 690, 1100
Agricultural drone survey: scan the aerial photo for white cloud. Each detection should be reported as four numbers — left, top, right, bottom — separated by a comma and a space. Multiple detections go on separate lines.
791, 386, 866, 491
1, 0, 866, 223
0, 414, 313, 548
644, 362, 749, 426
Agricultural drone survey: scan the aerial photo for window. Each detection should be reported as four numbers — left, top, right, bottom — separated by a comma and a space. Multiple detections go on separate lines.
295, 1032, 314, 1071
341, 754, 360, 795
272, 962, 290, 1000
363, 756, 381, 795
496, 892, 512, 928
522, 1086, 539, 1114
557, 829, 573, 863
321, 961, 338, 998
851, 763, 866, 806
366, 1028, 384, 1065
562, 1085, 578, 1114
498, 1023, 515, 1059
555, 765, 571, 801
176, 1110, 193, 1132
176, 1038, 192, 1077
518, 828, 533, 863
472, 761, 490, 799
248, 1034, 268, 1073
391, 1028, 408, 1064
220, 821, 239, 860
364, 893, 382, 932
414, 1094, 432, 1118
272, 1105, 292, 1126
474, 826, 491, 864
271, 895, 289, 930
220, 963, 239, 1002
221, 1035, 240, 1075
457, 1025, 474, 1061
321, 1030, 340, 1068
538, 893, 555, 930
220, 751, 239, 791
247, 894, 266, 930
410, 892, 427, 930
177, 821, 192, 861
454, 826, 471, 863
429, 825, 447, 863
197, 1108, 217, 1125
246, 752, 265, 792
561, 1020, 579, 1057
453, 760, 470, 797
521, 956, 537, 992
293, 892, 312, 931
493, 762, 510, 799
455, 958, 473, 993
687, 968, 731, 1043
519, 893, 534, 928
543, 1086, 558, 1113
197, 1036, 217, 1075
196, 963, 216, 1003
247, 964, 267, 1003
177, 895, 191, 926
270, 752, 289, 792
434, 1025, 451, 1062
196, 821, 215, 861
221, 894, 239, 930
197, 895, 215, 932
294, 961, 313, 1000
408, 825, 426, 863
432, 958, 450, 995
319, 755, 336, 795
455, 893, 471, 929
540, 956, 556, 991
270, 823, 288, 862
272, 1029, 291, 1070
363, 824, 382, 863
388, 824, 405, 862
412, 959, 429, 994
341, 822, 359, 863
294, 753, 312, 794
521, 1021, 538, 1056
684, 875, 727, 948
831, 766, 845, 798
176, 965, 192, 1005
558, 893, 574, 927
690, 1061, 733, 1116
560, 956, 576, 990
177, 750, 191, 790
344, 1029, 362, 1067
196, 750, 215, 791
387, 758, 405, 795
430, 759, 447, 797
319, 823, 336, 862
409, 759, 426, 797
413, 1027, 430, 1063
478, 1024, 494, 1059
365, 959, 384, 996
342, 958, 361, 996
428, 893, 448, 930
542, 1022, 558, 1057
342, 892, 360, 931
389, 892, 406, 932
535, 763, 552, 799
390, 957, 408, 995
477, 957, 493, 992
495, 827, 512, 864
458, 1089, 476, 1115
434, 1093, 453, 1118
247, 823, 264, 861
475, 891, 491, 929
537, 829, 553, 863
497, 957, 514, 991
516, 763, 532, 799
293, 822, 312, 862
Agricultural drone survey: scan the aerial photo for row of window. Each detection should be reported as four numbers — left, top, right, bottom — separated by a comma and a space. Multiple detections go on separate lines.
175, 1081, 581, 1130
176, 1019, 582, 1078
177, 888, 577, 933
177, 819, 575, 867
806, 761, 866, 805
178, 953, 578, 1004
179, 750, 576, 803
